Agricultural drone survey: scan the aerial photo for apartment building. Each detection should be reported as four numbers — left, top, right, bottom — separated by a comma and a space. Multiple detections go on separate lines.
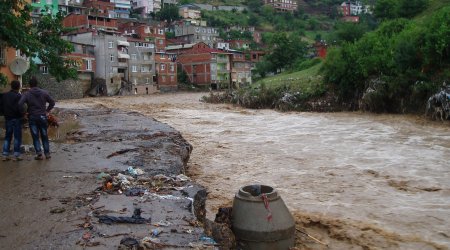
63, 13, 118, 31
58, 0, 85, 15
63, 30, 130, 95
178, 4, 201, 19
63, 41, 96, 94
174, 21, 219, 48
155, 51, 177, 91
0, 46, 22, 91
118, 20, 167, 52
131, 0, 161, 16
177, 42, 231, 89
230, 51, 252, 87
127, 37, 158, 94
111, 0, 131, 18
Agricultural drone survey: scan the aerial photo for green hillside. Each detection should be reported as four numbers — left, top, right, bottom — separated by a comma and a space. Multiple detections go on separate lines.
206, 0, 450, 114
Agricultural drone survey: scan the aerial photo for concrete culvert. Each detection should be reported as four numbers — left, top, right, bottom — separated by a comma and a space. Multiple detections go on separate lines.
232, 184, 295, 250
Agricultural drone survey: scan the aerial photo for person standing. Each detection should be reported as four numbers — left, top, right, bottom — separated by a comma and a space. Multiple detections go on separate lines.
2, 80, 24, 161
18, 77, 55, 160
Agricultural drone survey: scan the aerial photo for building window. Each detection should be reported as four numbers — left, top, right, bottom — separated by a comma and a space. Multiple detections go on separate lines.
40, 66, 48, 74
158, 29, 164, 35
110, 54, 114, 62
15, 49, 21, 57
108, 41, 113, 48
160, 64, 165, 70
160, 54, 165, 59
131, 54, 137, 60
0, 47, 5, 65
158, 39, 164, 45
86, 60, 92, 70
170, 64, 174, 72
162, 75, 166, 82
170, 75, 174, 82
132, 65, 137, 72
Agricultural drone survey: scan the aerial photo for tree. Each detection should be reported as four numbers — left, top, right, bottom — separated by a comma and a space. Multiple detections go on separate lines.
265, 33, 308, 73
177, 66, 190, 85
0, 0, 76, 81
374, 0, 398, 20
397, 0, 428, 18
156, 5, 180, 22
334, 21, 369, 44
246, 0, 263, 13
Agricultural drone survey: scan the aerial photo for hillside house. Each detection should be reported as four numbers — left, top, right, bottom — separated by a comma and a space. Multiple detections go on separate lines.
340, 1, 371, 16
132, 0, 165, 17
177, 42, 231, 89
264, 0, 297, 12
228, 40, 251, 50
230, 51, 252, 87
178, 4, 201, 19
174, 21, 219, 48
63, 13, 118, 31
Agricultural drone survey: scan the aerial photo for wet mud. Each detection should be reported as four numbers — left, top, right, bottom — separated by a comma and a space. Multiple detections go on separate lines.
2, 92, 448, 249
59, 92, 450, 250
0, 105, 211, 249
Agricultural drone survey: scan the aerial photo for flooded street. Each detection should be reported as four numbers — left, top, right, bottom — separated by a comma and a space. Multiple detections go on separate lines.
61, 92, 450, 249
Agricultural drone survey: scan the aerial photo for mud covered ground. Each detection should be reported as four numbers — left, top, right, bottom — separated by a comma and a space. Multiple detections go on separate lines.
0, 105, 212, 249
58, 92, 450, 250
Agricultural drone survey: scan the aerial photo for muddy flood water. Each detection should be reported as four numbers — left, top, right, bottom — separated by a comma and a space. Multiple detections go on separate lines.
60, 92, 450, 249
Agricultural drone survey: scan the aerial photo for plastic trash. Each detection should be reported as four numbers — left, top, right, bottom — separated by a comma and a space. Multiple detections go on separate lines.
96, 172, 109, 180
199, 235, 216, 245
96, 208, 151, 224
151, 229, 161, 237
127, 166, 138, 175
176, 174, 190, 182
135, 168, 145, 175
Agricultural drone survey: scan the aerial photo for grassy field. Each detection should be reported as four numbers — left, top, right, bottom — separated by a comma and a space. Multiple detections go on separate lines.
415, 0, 450, 21
253, 63, 325, 97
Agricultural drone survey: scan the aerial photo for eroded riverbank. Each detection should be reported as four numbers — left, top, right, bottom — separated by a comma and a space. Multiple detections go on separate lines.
60, 92, 450, 249
0, 105, 210, 249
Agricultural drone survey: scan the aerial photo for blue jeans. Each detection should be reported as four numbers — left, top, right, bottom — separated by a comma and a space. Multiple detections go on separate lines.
2, 118, 22, 157
29, 115, 50, 156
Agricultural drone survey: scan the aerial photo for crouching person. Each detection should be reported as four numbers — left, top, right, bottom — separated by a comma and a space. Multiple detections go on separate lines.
2, 80, 24, 161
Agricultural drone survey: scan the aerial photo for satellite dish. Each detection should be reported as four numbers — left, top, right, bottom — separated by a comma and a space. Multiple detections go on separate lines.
9, 58, 29, 76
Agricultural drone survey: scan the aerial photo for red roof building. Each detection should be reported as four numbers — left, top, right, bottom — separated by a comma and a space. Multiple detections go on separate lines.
177, 42, 232, 89
118, 21, 167, 52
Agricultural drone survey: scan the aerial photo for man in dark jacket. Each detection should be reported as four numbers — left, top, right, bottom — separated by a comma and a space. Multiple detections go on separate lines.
18, 77, 55, 160
2, 80, 24, 161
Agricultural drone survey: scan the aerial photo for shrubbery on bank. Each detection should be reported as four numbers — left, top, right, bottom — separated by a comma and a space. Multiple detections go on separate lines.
322, 6, 450, 113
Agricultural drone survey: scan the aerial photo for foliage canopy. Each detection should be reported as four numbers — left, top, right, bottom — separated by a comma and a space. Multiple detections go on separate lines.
0, 0, 77, 81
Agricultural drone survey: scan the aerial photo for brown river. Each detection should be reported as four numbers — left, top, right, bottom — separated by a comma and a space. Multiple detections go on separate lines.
61, 92, 450, 249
